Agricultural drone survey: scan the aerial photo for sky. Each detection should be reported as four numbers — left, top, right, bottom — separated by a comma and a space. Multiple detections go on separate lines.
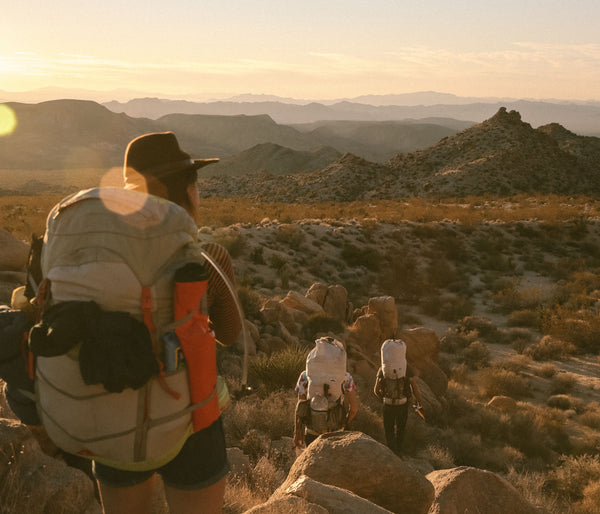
1, 0, 600, 102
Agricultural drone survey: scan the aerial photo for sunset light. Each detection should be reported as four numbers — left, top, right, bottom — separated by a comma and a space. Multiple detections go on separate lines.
0, 105, 17, 136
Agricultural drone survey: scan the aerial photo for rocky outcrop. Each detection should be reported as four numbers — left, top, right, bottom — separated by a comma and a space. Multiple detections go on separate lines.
274, 431, 435, 514
274, 474, 393, 513
367, 296, 398, 340
426, 466, 541, 514
0, 230, 29, 272
0, 418, 100, 514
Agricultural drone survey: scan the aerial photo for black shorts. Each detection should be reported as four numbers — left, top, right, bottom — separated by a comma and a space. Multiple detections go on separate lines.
93, 418, 229, 490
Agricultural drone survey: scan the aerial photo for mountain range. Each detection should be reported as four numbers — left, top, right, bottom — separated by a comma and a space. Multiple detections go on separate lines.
1, 99, 599, 200
102, 97, 600, 136
0, 99, 467, 169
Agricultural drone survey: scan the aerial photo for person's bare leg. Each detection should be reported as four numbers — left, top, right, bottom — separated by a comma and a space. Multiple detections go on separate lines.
164, 476, 226, 514
97, 475, 156, 514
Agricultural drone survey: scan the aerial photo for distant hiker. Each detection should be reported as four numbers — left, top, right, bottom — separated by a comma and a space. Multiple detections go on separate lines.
27, 132, 242, 514
293, 337, 359, 449
374, 338, 423, 456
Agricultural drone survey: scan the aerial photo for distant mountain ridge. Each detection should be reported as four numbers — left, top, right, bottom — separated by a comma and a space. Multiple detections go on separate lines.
103, 97, 600, 136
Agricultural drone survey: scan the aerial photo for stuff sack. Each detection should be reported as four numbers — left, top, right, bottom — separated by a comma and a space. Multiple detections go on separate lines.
381, 339, 407, 403
305, 337, 347, 433
34, 187, 218, 468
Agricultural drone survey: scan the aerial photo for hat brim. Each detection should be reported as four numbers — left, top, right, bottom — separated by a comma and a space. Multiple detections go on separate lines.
193, 158, 219, 169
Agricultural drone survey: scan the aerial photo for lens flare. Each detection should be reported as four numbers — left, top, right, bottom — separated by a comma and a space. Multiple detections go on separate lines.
0, 104, 17, 136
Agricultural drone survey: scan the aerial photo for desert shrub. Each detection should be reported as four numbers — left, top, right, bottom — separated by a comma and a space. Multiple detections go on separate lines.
268, 253, 288, 270
460, 341, 491, 369
543, 455, 600, 504
457, 315, 502, 343
420, 294, 474, 321
212, 228, 246, 257
252, 456, 287, 498
449, 363, 471, 384
505, 468, 566, 514
507, 308, 541, 328
579, 404, 600, 430
421, 443, 456, 469
572, 480, 600, 514
505, 409, 569, 461
249, 245, 265, 264
222, 389, 296, 443
549, 373, 578, 395
237, 286, 264, 321
425, 257, 461, 289
536, 363, 558, 378
542, 305, 600, 353
525, 335, 578, 361
340, 243, 381, 271
275, 223, 305, 249
249, 346, 307, 390
440, 328, 476, 354
240, 429, 271, 464
379, 248, 424, 301
547, 394, 573, 410
224, 477, 266, 514
476, 367, 531, 399
303, 312, 344, 340
496, 354, 531, 373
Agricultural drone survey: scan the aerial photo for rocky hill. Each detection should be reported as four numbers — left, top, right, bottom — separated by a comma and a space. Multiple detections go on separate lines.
209, 143, 342, 177
198, 108, 600, 200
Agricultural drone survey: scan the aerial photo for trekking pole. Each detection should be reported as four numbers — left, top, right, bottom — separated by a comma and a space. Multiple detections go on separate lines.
200, 249, 251, 392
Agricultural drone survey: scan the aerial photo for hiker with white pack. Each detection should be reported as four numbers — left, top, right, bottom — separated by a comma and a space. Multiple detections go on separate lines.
28, 132, 242, 514
293, 337, 359, 448
374, 338, 423, 455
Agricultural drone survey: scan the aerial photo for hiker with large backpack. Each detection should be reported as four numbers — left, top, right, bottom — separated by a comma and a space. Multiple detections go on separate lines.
374, 338, 423, 456
28, 132, 242, 514
293, 337, 359, 449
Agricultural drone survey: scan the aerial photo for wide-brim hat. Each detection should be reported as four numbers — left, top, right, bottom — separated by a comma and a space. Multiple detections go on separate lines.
123, 132, 218, 189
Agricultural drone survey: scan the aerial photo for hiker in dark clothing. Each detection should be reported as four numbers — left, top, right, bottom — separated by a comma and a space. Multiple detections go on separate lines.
374, 361, 423, 456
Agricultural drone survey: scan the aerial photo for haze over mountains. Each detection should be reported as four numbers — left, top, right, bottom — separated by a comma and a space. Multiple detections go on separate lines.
101, 95, 600, 137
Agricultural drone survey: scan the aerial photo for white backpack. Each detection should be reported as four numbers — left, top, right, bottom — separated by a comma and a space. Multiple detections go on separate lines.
305, 337, 347, 433
35, 187, 215, 468
381, 339, 407, 403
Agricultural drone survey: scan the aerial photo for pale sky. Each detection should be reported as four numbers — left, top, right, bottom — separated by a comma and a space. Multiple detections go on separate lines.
1, 0, 599, 102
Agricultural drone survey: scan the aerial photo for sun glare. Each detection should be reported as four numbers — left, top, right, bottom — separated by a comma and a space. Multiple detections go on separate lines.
0, 104, 17, 136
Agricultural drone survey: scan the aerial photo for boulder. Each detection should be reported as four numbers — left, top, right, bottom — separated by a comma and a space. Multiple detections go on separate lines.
0, 230, 29, 271
415, 359, 448, 397
322, 285, 348, 323
276, 474, 393, 513
245, 495, 327, 513
487, 395, 518, 412
413, 377, 443, 422
367, 296, 398, 340
400, 327, 441, 365
227, 447, 251, 478
348, 313, 382, 356
280, 290, 324, 315
0, 419, 100, 513
305, 283, 328, 306
275, 431, 434, 514
426, 466, 539, 514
